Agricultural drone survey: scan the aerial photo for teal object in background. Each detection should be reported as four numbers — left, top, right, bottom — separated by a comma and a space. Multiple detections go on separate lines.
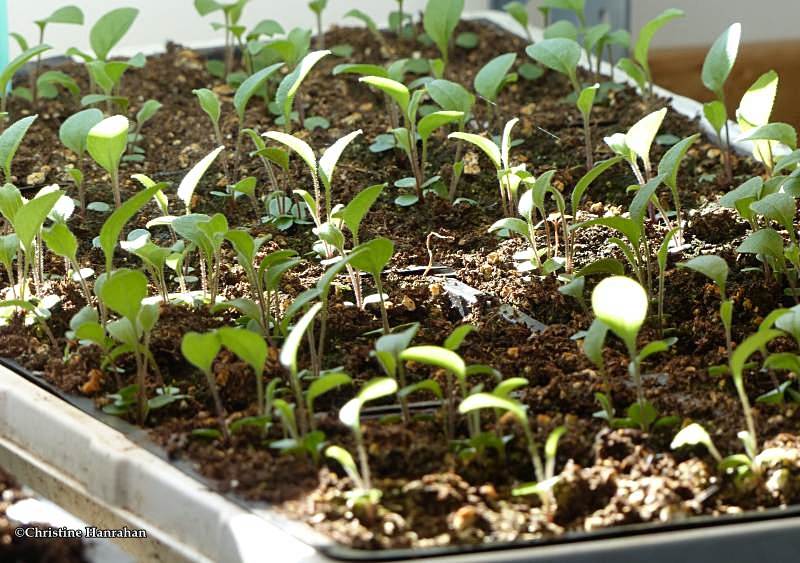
0, 0, 7, 72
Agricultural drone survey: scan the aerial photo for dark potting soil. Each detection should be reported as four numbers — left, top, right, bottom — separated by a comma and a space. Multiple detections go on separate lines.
2, 19, 800, 551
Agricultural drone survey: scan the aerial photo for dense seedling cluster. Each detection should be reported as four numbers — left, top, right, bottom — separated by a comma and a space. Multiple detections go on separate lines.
2, 0, 800, 551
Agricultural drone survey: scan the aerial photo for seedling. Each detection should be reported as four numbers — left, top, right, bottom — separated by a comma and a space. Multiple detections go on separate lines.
172, 213, 228, 302
263, 129, 361, 247
336, 377, 398, 509
0, 44, 52, 122
679, 255, 733, 361
0, 185, 63, 300
350, 238, 395, 334
0, 299, 58, 347
374, 323, 420, 424
182, 330, 230, 441
657, 133, 700, 245
449, 117, 520, 216
400, 344, 466, 440
59, 109, 104, 213
99, 268, 160, 425
591, 276, 675, 429
126, 100, 162, 163
422, 0, 464, 71
459, 391, 550, 490
217, 327, 268, 415
194, 0, 250, 75
280, 302, 323, 435
42, 223, 92, 305
702, 23, 742, 183
308, 0, 327, 48
359, 76, 463, 203
617, 9, 684, 98
503, 1, 532, 42
325, 445, 382, 512
426, 79, 475, 200
0, 115, 38, 183
87, 115, 129, 208
29, 6, 84, 103
474, 53, 517, 129
276, 50, 329, 131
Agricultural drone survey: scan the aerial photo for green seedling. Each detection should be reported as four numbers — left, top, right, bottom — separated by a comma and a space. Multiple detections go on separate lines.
657, 133, 700, 245
736, 71, 781, 173
450, 117, 520, 216
702, 23, 742, 183
276, 50, 329, 131
0, 44, 51, 122
172, 213, 228, 302
59, 108, 104, 213
103, 385, 188, 420
280, 301, 323, 435
182, 330, 230, 441
374, 323, 420, 424
87, 115, 129, 208
0, 115, 38, 183
504, 1, 531, 42
263, 129, 360, 242
474, 53, 517, 129
308, 0, 327, 48
193, 88, 229, 177
100, 268, 159, 425
359, 76, 462, 203
459, 391, 554, 494
194, 0, 250, 75
656, 227, 680, 332
27, 6, 84, 103
605, 108, 668, 185
344, 10, 383, 45
423, 0, 464, 71
617, 9, 684, 98
426, 79, 475, 201
42, 223, 92, 305
350, 237, 395, 334
126, 100, 162, 163
325, 445, 382, 512
337, 377, 398, 508
400, 344, 466, 440
680, 255, 733, 363
0, 184, 62, 300
591, 276, 675, 429
333, 59, 411, 129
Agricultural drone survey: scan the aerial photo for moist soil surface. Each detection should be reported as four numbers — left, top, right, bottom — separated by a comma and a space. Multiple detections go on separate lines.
2, 19, 800, 552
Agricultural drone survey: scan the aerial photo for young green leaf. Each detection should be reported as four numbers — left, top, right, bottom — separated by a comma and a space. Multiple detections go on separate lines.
90, 7, 139, 61
193, 88, 221, 126
504, 1, 530, 39
0, 45, 52, 98
217, 327, 267, 377
36, 6, 85, 28
458, 392, 527, 426
423, 0, 464, 66
738, 123, 798, 151
307, 372, 351, 413
417, 111, 463, 143
570, 156, 623, 214
12, 189, 63, 254
177, 146, 225, 212
633, 9, 684, 79
658, 134, 700, 191
335, 183, 385, 241
679, 255, 729, 296
181, 331, 221, 375
234, 62, 283, 123
702, 23, 742, 98
276, 50, 330, 128
525, 38, 581, 89
59, 109, 103, 158
591, 276, 647, 351
576, 83, 599, 120
671, 422, 722, 461
100, 268, 147, 320
324, 444, 361, 484
87, 115, 129, 175
319, 130, 362, 190
750, 192, 797, 230
350, 237, 394, 278
427, 79, 475, 116
359, 76, 410, 116
399, 345, 466, 379
99, 184, 161, 272
0, 115, 38, 181
448, 132, 501, 169
626, 108, 667, 172
737, 228, 784, 260
280, 302, 323, 375
263, 131, 317, 175
42, 223, 78, 263
474, 53, 516, 103
444, 324, 476, 351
